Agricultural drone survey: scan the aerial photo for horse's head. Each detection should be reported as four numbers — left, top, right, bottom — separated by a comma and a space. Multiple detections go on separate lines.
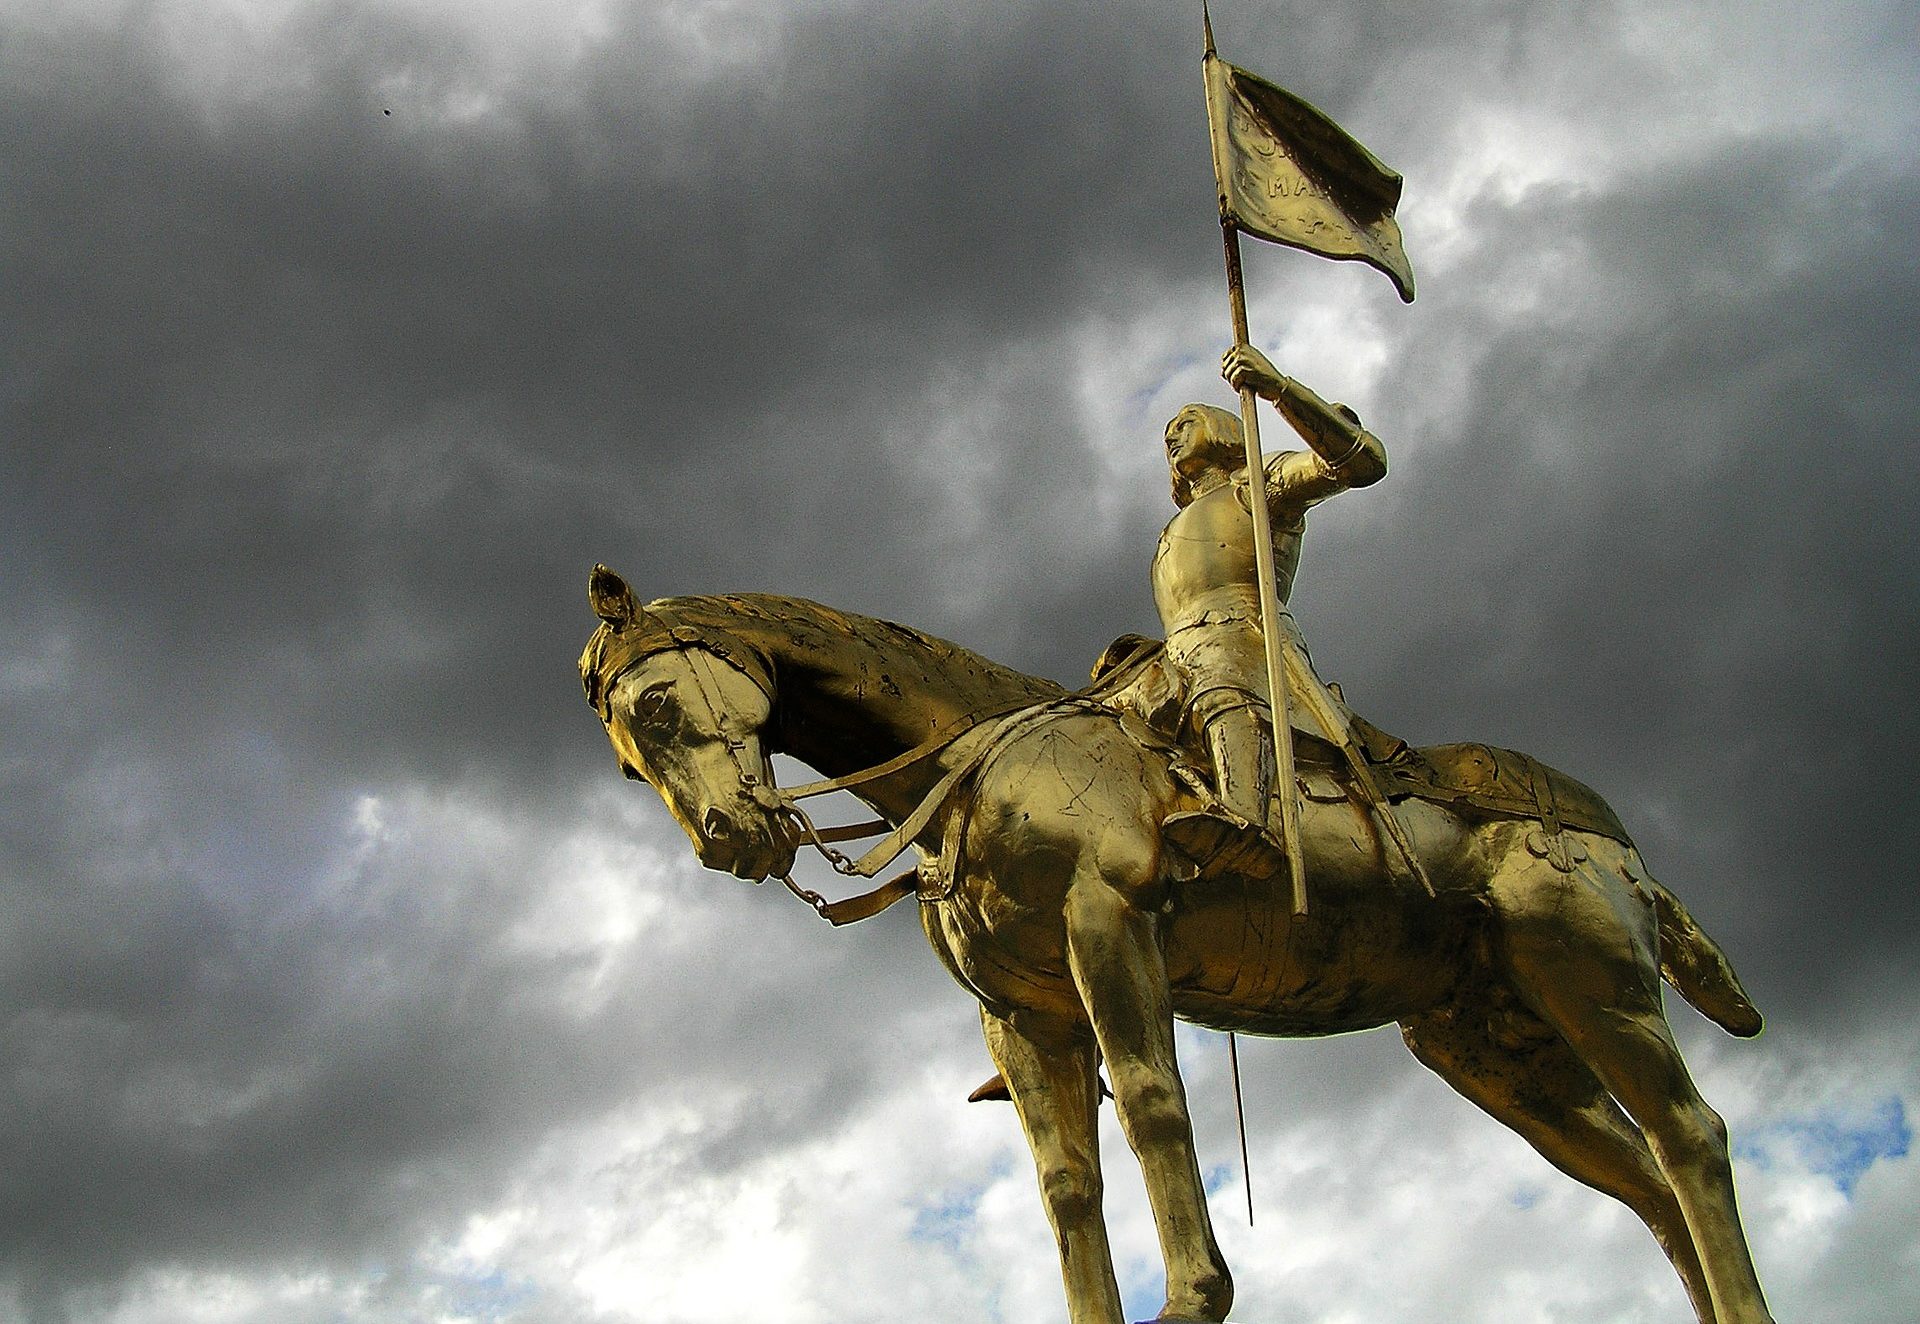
581, 567, 798, 882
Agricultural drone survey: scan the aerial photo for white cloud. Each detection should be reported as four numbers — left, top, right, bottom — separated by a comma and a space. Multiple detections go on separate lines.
4, 1, 1915, 1321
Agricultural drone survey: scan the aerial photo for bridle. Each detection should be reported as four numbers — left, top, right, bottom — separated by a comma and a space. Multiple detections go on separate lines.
591, 612, 1262, 1203
589, 618, 1039, 925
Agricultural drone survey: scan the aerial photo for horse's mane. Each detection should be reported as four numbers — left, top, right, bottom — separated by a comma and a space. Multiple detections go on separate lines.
647, 593, 1066, 708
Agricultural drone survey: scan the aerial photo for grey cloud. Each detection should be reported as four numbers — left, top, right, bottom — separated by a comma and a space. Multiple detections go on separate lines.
2, 0, 1915, 1319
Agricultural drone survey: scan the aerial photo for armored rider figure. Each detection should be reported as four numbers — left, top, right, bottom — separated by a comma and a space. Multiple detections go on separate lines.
1156, 342, 1388, 873
966, 340, 1391, 1105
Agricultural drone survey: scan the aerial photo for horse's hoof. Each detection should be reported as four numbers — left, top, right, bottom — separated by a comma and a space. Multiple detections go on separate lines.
967, 1072, 1011, 1103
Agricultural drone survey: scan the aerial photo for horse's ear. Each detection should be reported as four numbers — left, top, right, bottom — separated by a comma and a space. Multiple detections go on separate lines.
589, 564, 639, 629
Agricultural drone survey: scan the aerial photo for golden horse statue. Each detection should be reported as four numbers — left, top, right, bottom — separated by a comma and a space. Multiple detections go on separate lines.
579, 569, 1775, 1324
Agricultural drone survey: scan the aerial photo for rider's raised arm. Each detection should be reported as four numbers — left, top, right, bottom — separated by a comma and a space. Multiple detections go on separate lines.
1222, 343, 1387, 513
1260, 444, 1378, 516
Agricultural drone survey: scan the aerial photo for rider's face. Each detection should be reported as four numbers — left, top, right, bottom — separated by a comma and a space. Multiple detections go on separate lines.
1165, 409, 1221, 496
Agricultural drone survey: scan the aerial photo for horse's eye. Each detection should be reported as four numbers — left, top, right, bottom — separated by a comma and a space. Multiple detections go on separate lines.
634, 684, 675, 728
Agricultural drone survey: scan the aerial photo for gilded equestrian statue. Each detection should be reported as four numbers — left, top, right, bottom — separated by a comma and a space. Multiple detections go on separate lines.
579, 569, 1773, 1324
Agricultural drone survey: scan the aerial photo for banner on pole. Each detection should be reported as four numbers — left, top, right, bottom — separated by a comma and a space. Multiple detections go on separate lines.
1204, 51, 1416, 302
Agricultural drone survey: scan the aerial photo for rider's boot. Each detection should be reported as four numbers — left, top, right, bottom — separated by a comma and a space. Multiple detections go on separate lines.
1162, 706, 1286, 877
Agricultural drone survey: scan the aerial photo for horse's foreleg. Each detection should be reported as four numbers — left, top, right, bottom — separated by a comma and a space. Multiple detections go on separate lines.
981, 1007, 1124, 1324
1064, 872, 1233, 1324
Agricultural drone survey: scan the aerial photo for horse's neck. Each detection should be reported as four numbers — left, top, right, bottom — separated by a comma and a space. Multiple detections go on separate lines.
702, 597, 1059, 819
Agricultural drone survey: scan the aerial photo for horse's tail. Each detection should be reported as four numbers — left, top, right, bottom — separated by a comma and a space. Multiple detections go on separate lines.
1643, 868, 1764, 1038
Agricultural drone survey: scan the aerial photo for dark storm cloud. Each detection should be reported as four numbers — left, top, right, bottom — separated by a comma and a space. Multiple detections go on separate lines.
2, 0, 1915, 1320
1309, 139, 1920, 998
0, 778, 926, 1317
2, 0, 1209, 778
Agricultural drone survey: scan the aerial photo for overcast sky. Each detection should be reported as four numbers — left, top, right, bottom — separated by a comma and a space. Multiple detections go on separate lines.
3, 1, 1916, 1321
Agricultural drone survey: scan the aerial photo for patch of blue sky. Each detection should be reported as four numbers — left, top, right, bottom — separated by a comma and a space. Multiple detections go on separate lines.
910, 1181, 988, 1250
402, 1265, 537, 1322
1734, 1094, 1910, 1196
1125, 352, 1206, 426
1509, 1184, 1543, 1210
1204, 1163, 1233, 1196
448, 1267, 537, 1321
1119, 1254, 1166, 1324
1175, 1022, 1250, 1074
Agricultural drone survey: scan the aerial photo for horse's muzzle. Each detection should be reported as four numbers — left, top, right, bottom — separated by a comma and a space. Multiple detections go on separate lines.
696, 804, 796, 881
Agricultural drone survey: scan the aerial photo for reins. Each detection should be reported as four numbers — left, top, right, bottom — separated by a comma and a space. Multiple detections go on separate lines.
596, 609, 1261, 1221
595, 619, 1048, 925
770, 695, 1049, 924
667, 644, 921, 925
759, 637, 1167, 924
593, 616, 1162, 928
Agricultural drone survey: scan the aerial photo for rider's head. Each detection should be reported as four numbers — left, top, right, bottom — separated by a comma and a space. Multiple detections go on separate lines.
1164, 403, 1244, 505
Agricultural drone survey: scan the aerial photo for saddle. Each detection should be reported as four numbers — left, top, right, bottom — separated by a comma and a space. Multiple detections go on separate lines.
1085, 634, 1633, 858
826, 637, 1635, 919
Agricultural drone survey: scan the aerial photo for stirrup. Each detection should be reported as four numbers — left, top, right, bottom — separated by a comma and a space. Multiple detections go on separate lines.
1163, 809, 1286, 878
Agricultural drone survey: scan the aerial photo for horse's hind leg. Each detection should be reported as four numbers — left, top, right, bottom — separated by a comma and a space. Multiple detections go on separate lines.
982, 1006, 1124, 1324
1402, 1005, 1717, 1324
1491, 857, 1774, 1324
1064, 862, 1232, 1323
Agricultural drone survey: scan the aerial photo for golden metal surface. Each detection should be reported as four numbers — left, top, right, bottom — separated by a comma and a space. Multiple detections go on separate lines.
573, 12, 1775, 1322
581, 576, 1775, 1324
1153, 343, 1407, 914
1203, 5, 1415, 300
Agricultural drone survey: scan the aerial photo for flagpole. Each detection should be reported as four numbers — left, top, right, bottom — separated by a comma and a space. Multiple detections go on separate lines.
1206, 6, 1309, 918
1228, 1027, 1254, 1226
1221, 224, 1310, 919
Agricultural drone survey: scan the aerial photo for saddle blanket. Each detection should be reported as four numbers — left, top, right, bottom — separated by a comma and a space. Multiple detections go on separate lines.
1349, 717, 1632, 846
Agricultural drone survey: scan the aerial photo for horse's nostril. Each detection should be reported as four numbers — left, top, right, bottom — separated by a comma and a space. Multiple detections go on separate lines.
703, 807, 734, 841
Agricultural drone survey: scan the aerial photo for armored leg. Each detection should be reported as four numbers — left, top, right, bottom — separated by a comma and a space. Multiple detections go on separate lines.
1162, 695, 1284, 875
1204, 703, 1274, 827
